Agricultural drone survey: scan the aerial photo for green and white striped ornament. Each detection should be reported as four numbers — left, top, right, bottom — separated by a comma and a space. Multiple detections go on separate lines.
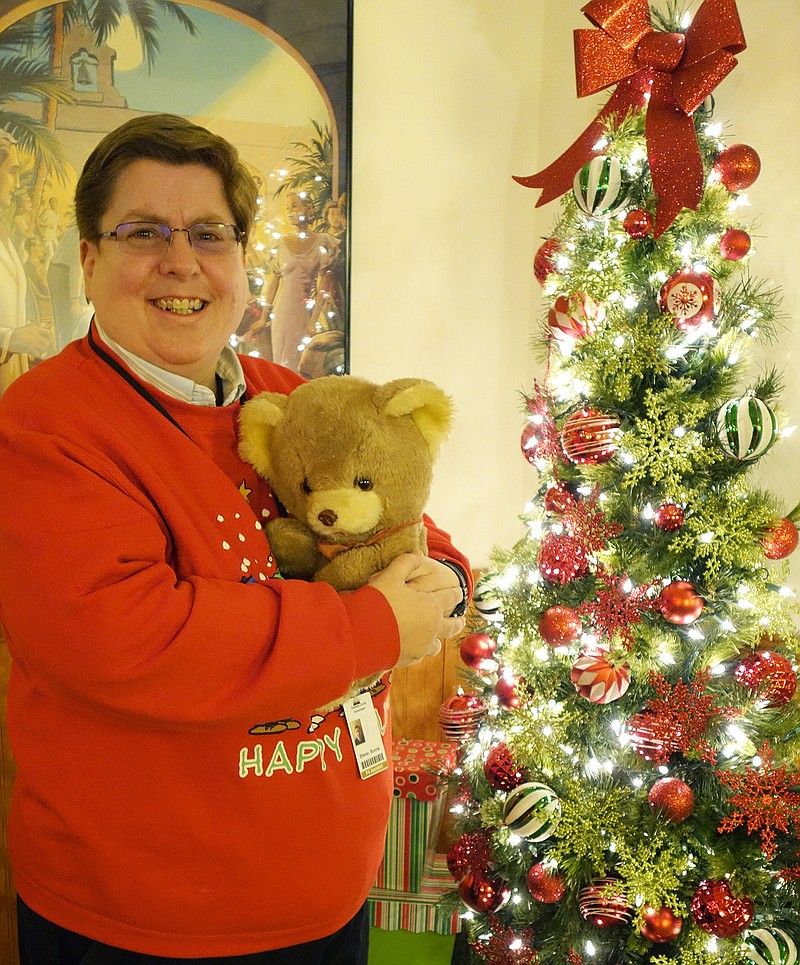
572, 155, 628, 218
745, 928, 798, 965
716, 394, 778, 461
502, 781, 561, 841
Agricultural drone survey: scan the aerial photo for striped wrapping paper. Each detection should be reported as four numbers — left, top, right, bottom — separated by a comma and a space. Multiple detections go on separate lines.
368, 854, 461, 935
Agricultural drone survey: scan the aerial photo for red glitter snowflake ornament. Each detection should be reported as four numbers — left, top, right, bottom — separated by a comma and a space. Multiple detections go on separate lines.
521, 382, 564, 466
561, 488, 623, 553
717, 742, 800, 860
471, 914, 539, 965
579, 569, 655, 650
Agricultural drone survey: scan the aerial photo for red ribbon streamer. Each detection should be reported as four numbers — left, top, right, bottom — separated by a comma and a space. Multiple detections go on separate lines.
515, 0, 746, 236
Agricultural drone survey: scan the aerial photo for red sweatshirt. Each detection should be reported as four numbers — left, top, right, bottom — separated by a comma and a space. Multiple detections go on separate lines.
0, 335, 470, 957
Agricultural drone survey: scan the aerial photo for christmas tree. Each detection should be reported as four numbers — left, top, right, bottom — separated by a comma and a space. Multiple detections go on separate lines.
442, 2, 800, 963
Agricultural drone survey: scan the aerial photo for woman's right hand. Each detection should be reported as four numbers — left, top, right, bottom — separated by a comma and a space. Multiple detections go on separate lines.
8, 324, 52, 358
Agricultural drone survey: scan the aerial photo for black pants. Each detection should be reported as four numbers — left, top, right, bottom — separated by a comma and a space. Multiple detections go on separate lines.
17, 897, 369, 965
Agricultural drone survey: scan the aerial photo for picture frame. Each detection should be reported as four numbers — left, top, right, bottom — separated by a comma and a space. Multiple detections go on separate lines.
0, 0, 352, 393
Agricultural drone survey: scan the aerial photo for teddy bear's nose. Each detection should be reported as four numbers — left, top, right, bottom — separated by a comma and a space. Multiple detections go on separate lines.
318, 509, 338, 527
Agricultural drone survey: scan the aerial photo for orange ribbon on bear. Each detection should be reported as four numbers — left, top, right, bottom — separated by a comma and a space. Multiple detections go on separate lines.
514, 0, 746, 236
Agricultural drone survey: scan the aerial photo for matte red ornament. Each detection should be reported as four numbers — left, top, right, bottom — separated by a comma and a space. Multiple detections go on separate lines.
648, 777, 695, 822
761, 517, 799, 560
691, 879, 753, 938
654, 502, 685, 531
538, 605, 583, 647
623, 208, 654, 238
544, 481, 575, 514
526, 862, 566, 903
719, 227, 751, 261
660, 267, 719, 331
641, 904, 683, 943
483, 742, 527, 792
579, 878, 632, 927
538, 532, 589, 584
459, 632, 497, 672
658, 580, 704, 625
734, 650, 797, 707
561, 407, 621, 464
714, 143, 761, 192
495, 671, 523, 711
533, 237, 561, 284
458, 871, 510, 914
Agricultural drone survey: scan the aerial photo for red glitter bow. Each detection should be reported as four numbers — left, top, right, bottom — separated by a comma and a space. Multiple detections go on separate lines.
514, 0, 746, 236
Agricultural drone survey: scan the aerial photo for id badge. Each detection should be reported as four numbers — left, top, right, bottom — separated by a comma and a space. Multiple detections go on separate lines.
342, 692, 389, 779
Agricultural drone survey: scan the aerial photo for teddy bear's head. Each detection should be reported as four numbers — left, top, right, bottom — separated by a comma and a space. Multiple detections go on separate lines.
238, 375, 453, 542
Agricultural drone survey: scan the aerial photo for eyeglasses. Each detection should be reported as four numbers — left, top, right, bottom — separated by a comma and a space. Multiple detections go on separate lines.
98, 221, 245, 254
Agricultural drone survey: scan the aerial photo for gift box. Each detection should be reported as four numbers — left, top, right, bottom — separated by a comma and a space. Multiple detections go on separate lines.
367, 853, 461, 934
372, 738, 455, 893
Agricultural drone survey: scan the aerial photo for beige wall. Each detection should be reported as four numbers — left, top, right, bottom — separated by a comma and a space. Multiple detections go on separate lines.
350, 0, 800, 597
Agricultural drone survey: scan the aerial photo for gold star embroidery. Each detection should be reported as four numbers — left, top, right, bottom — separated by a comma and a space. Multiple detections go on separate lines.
238, 480, 252, 501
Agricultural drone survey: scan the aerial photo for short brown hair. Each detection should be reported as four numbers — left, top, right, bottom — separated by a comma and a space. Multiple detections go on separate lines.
75, 113, 258, 248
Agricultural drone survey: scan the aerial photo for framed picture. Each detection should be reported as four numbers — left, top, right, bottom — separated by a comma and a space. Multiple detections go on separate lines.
0, 0, 351, 395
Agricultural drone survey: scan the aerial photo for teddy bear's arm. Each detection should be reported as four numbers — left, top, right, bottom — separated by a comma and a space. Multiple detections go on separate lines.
312, 525, 428, 592
264, 518, 321, 579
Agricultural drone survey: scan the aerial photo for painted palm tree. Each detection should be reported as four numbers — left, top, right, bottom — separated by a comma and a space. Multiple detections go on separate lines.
275, 119, 334, 224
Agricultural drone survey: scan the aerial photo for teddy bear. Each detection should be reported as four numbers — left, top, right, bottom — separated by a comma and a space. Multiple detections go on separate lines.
238, 374, 454, 711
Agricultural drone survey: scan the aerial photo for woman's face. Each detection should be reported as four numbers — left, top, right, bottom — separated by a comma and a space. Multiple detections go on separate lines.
0, 146, 21, 210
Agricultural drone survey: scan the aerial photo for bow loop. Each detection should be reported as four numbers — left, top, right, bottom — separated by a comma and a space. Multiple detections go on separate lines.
635, 32, 685, 73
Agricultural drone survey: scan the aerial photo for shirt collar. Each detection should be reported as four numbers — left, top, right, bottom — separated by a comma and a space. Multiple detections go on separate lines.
93, 321, 247, 406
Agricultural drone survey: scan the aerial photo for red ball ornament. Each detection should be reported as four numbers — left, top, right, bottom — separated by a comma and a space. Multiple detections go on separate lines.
495, 670, 523, 711
459, 632, 497, 672
483, 742, 527, 791
719, 227, 751, 261
458, 871, 510, 913
734, 650, 797, 707
761, 517, 799, 560
641, 904, 683, 943
648, 777, 695, 822
520, 421, 548, 466
691, 879, 753, 938
533, 237, 561, 285
538, 532, 589, 584
547, 292, 605, 347
660, 267, 720, 331
654, 502, 685, 531
714, 143, 761, 192
561, 407, 621, 464
658, 580, 704, 625
538, 605, 582, 647
623, 208, 654, 238
544, 481, 576, 514
526, 862, 566, 903
627, 710, 679, 763
438, 693, 487, 743
579, 878, 632, 927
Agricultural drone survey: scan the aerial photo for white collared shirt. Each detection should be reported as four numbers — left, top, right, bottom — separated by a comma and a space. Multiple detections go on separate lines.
94, 322, 247, 406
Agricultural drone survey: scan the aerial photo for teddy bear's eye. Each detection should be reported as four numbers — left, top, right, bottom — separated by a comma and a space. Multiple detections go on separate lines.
354, 476, 373, 492
301, 478, 312, 495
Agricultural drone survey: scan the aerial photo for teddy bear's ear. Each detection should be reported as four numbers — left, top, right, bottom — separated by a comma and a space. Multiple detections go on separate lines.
378, 379, 454, 459
238, 392, 290, 479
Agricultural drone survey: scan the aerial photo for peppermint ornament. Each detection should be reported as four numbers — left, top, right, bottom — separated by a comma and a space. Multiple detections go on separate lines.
538, 605, 582, 647
571, 649, 631, 704
734, 650, 797, 707
745, 928, 799, 965
572, 155, 628, 218
716, 394, 778, 461
502, 781, 561, 841
762, 517, 799, 560
561, 407, 621, 465
533, 237, 561, 285
659, 267, 720, 331
691, 879, 753, 938
579, 878, 632, 927
714, 143, 761, 192
547, 292, 605, 348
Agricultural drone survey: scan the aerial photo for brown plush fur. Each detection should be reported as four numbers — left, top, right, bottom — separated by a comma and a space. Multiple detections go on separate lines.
238, 374, 454, 710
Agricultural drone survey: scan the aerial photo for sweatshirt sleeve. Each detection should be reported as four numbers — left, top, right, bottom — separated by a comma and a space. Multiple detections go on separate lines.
0, 412, 400, 729
423, 513, 474, 600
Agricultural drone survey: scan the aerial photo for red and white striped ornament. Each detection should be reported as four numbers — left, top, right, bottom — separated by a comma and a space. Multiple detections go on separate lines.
571, 648, 631, 704
561, 408, 621, 464
547, 292, 605, 348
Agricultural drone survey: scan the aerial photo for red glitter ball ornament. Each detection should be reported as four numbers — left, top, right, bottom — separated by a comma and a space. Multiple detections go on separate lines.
538, 532, 589, 584
544, 481, 575, 514
538, 605, 582, 647
483, 742, 527, 792
459, 632, 497, 672
654, 502, 684, 531
714, 143, 761, 192
623, 208, 654, 238
648, 777, 695, 822
579, 878, 632, 927
526, 862, 566, 903
561, 407, 621, 464
761, 517, 799, 560
533, 237, 561, 284
734, 650, 797, 707
660, 267, 720, 331
658, 580, 704, 625
495, 670, 523, 711
458, 871, 510, 914
691, 879, 753, 938
719, 227, 751, 261
641, 904, 683, 943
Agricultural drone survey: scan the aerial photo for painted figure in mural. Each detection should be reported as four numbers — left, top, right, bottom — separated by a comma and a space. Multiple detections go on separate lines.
0, 113, 470, 965
263, 189, 340, 371
0, 132, 52, 396
37, 195, 62, 259
48, 225, 93, 352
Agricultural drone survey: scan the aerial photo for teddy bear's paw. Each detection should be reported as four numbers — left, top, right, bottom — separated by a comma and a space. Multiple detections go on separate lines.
265, 518, 320, 579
